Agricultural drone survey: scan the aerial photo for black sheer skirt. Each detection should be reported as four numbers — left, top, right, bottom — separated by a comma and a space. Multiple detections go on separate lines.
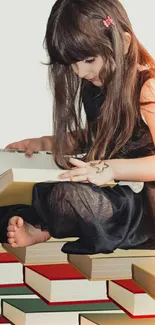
0, 182, 155, 254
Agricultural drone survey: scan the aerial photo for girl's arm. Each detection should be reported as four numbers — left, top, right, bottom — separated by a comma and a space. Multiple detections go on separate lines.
108, 78, 155, 182
42, 126, 88, 154
108, 156, 155, 182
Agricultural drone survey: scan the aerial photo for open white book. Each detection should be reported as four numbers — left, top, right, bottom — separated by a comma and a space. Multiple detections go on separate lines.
0, 149, 69, 206
0, 149, 143, 206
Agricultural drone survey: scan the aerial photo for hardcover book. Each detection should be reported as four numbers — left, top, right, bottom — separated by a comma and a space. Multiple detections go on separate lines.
24, 263, 108, 304
108, 279, 155, 317
68, 249, 155, 280
0, 253, 23, 285
2, 299, 120, 325
79, 313, 155, 325
3, 240, 77, 265
132, 262, 155, 299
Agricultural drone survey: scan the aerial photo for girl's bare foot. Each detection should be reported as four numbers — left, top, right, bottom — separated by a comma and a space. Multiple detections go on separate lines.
7, 216, 51, 248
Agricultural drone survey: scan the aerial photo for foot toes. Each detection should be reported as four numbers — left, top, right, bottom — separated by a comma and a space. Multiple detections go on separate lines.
8, 216, 23, 228
7, 238, 15, 244
7, 231, 15, 238
10, 243, 18, 248
16, 217, 24, 228
7, 225, 17, 232
8, 216, 18, 226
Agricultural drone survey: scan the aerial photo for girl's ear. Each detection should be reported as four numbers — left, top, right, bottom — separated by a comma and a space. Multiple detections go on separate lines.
124, 32, 131, 55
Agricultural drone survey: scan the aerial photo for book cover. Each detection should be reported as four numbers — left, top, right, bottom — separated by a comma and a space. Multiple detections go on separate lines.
0, 253, 18, 263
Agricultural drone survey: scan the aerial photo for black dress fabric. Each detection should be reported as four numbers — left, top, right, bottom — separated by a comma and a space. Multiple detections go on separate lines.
1, 72, 155, 254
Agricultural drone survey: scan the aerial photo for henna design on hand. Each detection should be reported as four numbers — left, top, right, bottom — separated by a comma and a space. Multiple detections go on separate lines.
90, 161, 109, 174
89, 160, 102, 166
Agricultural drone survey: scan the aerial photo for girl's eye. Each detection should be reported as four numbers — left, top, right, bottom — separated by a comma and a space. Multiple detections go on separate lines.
85, 58, 95, 64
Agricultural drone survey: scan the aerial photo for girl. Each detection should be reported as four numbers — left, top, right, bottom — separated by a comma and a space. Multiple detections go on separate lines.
3, 0, 155, 254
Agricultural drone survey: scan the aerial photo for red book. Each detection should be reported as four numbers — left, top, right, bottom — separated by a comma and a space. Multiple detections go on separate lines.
0, 253, 18, 263
0, 316, 10, 324
108, 279, 155, 318
24, 264, 109, 305
0, 253, 23, 285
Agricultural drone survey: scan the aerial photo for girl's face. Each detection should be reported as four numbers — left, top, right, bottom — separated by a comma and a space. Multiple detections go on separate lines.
71, 55, 104, 87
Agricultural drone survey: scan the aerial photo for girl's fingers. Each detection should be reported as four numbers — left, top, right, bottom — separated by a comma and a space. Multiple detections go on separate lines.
69, 157, 87, 168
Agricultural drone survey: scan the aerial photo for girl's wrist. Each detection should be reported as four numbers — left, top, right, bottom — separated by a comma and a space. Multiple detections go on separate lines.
105, 159, 122, 181
40, 136, 53, 151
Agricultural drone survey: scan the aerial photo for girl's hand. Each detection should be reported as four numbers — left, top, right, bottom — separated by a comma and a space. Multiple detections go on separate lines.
60, 158, 115, 186
5, 137, 49, 157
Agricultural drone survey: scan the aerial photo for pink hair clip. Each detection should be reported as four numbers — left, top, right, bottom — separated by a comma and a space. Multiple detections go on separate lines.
103, 16, 114, 28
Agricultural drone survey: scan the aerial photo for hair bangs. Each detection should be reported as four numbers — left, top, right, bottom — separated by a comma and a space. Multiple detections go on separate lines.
48, 14, 99, 65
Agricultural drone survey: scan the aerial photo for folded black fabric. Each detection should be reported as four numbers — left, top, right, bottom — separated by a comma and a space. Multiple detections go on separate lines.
1, 182, 155, 254
32, 182, 155, 254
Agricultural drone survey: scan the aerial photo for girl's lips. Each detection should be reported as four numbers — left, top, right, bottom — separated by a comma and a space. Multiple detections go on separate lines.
88, 77, 98, 82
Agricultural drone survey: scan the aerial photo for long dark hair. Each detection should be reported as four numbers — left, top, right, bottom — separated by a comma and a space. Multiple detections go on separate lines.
44, 0, 155, 168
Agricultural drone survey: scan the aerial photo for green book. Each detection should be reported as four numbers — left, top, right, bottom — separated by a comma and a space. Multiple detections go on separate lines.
0, 286, 33, 296
0, 286, 37, 314
2, 299, 120, 325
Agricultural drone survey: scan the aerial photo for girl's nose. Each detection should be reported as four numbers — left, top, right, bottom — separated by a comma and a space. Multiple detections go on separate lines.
77, 67, 87, 79
73, 62, 88, 79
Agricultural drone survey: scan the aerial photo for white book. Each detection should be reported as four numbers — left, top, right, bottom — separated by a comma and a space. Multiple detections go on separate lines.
0, 149, 116, 206
0, 149, 143, 207
0, 262, 23, 285
24, 264, 108, 304
0, 149, 59, 174
0, 149, 68, 206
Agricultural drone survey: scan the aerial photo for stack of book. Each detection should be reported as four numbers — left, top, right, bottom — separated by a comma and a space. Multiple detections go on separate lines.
0, 250, 37, 324
1, 150, 155, 323
1, 243, 121, 324
1, 243, 122, 324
